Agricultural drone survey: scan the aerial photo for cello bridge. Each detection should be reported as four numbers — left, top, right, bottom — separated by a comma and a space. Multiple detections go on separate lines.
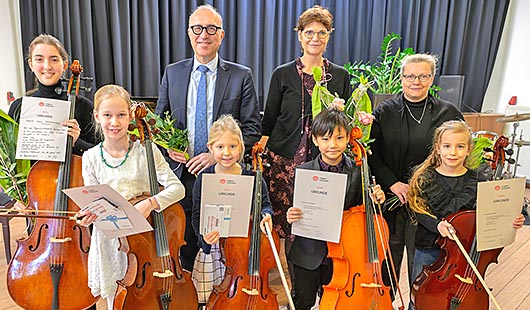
49, 237, 72, 243
242, 288, 259, 295
153, 270, 174, 278
360, 282, 383, 288
455, 274, 473, 284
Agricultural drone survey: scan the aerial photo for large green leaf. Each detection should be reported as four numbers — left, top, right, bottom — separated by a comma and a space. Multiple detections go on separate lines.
0, 109, 30, 202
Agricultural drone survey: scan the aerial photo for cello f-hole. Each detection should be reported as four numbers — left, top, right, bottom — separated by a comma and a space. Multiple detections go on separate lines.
72, 224, 90, 253
437, 263, 458, 281
258, 278, 268, 299
227, 276, 243, 298
135, 262, 151, 289
28, 223, 48, 252
346, 272, 361, 297
170, 257, 182, 280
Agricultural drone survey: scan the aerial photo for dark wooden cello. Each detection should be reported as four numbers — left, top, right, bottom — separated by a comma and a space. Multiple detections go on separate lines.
410, 135, 509, 310
114, 103, 198, 309
7, 61, 97, 310
206, 142, 280, 310
320, 127, 402, 309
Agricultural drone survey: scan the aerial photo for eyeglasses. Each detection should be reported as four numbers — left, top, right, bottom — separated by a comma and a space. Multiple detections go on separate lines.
189, 24, 222, 36
402, 74, 433, 82
302, 29, 331, 39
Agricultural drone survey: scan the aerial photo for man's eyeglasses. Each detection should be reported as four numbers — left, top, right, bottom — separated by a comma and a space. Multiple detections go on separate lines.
402, 74, 432, 82
190, 25, 222, 36
302, 29, 331, 39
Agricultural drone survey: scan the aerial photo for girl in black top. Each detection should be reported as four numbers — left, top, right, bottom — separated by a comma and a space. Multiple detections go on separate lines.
8, 34, 96, 155
407, 120, 525, 286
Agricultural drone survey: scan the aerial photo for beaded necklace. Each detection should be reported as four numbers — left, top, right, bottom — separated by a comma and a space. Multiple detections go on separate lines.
100, 141, 132, 169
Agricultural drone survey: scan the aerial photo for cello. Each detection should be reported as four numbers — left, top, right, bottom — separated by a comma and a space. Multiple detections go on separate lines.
320, 127, 402, 309
410, 136, 510, 310
7, 61, 98, 310
206, 142, 280, 310
114, 103, 198, 309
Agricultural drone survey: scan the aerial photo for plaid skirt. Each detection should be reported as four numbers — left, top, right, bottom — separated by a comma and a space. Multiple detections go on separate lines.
191, 243, 226, 303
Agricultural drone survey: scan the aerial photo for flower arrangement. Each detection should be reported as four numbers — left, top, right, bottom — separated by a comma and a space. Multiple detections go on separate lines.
129, 104, 190, 160
0, 110, 30, 203
311, 66, 375, 149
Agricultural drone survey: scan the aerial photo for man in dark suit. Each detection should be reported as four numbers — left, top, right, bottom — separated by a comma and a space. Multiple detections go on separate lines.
155, 4, 261, 271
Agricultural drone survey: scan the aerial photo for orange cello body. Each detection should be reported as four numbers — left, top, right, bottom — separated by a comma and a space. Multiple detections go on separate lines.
206, 225, 280, 310
115, 200, 198, 310
115, 104, 197, 309
207, 143, 280, 310
321, 127, 395, 310
7, 157, 97, 310
411, 210, 502, 310
320, 205, 393, 309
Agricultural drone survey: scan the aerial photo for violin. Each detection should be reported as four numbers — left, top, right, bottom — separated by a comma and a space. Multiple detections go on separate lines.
206, 142, 280, 309
7, 61, 98, 310
320, 127, 401, 309
114, 103, 197, 309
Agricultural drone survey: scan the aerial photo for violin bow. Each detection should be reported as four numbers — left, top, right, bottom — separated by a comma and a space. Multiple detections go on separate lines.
0, 208, 79, 221
252, 142, 296, 310
448, 228, 502, 310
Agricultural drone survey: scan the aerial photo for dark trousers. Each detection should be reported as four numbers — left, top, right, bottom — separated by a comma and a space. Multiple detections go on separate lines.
292, 261, 332, 310
389, 207, 417, 288
179, 168, 200, 272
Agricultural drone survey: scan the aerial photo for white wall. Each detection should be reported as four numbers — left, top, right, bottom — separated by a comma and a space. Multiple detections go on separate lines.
0, 0, 23, 114
483, 0, 530, 113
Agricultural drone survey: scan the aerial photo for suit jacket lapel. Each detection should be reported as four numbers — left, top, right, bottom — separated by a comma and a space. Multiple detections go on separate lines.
176, 59, 194, 128
213, 58, 229, 119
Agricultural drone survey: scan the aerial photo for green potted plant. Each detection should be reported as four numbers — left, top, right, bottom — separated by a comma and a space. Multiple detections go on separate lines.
0, 110, 30, 204
345, 33, 439, 108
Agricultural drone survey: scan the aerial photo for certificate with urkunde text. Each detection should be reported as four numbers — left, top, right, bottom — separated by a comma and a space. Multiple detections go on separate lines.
16, 96, 70, 161
200, 174, 254, 237
476, 177, 526, 251
63, 184, 153, 239
292, 168, 347, 243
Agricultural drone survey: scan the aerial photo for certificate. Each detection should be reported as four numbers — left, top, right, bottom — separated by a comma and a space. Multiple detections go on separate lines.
476, 177, 526, 251
292, 169, 347, 243
63, 184, 153, 239
16, 96, 70, 161
200, 174, 254, 237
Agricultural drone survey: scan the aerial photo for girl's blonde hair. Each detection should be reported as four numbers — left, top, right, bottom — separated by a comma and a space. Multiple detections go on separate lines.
408, 120, 473, 216
93, 84, 131, 139
207, 114, 245, 162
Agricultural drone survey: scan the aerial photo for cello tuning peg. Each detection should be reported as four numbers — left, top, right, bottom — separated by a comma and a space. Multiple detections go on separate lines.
129, 135, 138, 142
507, 158, 516, 164
81, 77, 94, 81
128, 123, 137, 131
148, 118, 156, 126
505, 149, 514, 156
80, 86, 92, 92
152, 128, 160, 135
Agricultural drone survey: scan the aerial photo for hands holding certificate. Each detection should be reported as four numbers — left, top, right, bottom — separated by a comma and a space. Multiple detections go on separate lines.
62, 119, 81, 144
287, 184, 385, 225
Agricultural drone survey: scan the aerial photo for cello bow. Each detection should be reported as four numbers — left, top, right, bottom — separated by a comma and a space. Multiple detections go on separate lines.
447, 228, 502, 310
253, 143, 296, 310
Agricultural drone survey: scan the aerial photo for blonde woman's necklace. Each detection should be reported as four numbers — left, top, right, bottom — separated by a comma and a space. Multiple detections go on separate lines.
404, 98, 428, 124
100, 141, 132, 169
